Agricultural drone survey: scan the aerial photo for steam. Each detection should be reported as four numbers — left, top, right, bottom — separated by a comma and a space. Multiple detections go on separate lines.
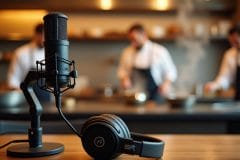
174, 0, 209, 95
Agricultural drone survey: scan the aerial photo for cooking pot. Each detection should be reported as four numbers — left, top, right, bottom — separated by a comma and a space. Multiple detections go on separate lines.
167, 95, 196, 108
124, 91, 147, 105
0, 90, 26, 108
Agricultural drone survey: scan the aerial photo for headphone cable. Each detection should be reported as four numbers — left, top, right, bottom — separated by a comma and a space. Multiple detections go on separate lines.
55, 97, 82, 138
0, 139, 29, 149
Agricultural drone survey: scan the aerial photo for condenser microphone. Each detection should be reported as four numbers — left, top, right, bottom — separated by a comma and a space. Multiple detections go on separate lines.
43, 13, 70, 88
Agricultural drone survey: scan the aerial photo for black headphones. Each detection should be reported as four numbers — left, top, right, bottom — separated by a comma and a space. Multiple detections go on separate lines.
80, 114, 164, 159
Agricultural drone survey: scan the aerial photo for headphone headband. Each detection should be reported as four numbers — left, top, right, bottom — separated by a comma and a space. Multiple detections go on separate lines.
119, 132, 164, 158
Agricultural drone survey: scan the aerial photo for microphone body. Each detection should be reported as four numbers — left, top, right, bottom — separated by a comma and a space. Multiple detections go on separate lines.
43, 13, 69, 88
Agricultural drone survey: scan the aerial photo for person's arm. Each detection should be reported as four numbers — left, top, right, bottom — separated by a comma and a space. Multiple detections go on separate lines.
117, 49, 133, 89
7, 51, 24, 90
157, 47, 177, 96
205, 51, 233, 93
159, 79, 172, 96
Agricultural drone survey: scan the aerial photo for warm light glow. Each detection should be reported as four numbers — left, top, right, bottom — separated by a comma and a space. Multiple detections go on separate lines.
0, 10, 48, 20
0, 10, 48, 39
135, 92, 147, 102
152, 0, 171, 11
99, 0, 113, 10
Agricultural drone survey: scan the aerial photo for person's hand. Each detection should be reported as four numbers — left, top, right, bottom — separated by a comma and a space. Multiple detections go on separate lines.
120, 77, 132, 89
204, 82, 218, 93
159, 80, 171, 96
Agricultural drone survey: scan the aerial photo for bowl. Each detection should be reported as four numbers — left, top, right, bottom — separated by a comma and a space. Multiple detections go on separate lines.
124, 92, 147, 105
167, 95, 196, 108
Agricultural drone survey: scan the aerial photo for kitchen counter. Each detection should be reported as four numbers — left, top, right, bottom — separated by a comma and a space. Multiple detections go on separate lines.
1, 100, 240, 134
1, 134, 240, 160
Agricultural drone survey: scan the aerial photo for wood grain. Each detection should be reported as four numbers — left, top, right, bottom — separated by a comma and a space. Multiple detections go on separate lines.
1, 134, 240, 160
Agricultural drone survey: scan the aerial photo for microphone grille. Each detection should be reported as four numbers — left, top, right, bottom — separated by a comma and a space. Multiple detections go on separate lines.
44, 12, 68, 41
58, 17, 67, 40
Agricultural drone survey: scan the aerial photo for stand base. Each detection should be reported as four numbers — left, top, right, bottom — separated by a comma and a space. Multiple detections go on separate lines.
7, 142, 64, 157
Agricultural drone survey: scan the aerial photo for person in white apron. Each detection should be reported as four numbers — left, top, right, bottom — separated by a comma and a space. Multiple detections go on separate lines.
205, 25, 240, 100
7, 23, 51, 102
118, 24, 177, 103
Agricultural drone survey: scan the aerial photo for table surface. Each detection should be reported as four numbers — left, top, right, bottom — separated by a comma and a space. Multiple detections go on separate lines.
1, 134, 240, 160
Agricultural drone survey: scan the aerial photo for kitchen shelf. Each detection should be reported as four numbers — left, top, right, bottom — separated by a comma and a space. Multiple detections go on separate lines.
0, 0, 236, 16
209, 37, 228, 43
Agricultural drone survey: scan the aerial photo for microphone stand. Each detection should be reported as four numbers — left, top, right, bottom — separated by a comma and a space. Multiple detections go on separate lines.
7, 70, 64, 157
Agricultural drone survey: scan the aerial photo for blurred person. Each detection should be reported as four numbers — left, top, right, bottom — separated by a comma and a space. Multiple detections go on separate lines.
118, 24, 177, 103
7, 23, 51, 102
204, 25, 240, 100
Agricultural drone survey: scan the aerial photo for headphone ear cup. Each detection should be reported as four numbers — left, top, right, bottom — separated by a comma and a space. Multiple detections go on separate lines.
101, 114, 131, 139
80, 115, 123, 159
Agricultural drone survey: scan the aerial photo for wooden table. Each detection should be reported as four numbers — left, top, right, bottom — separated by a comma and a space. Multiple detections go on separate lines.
1, 134, 240, 160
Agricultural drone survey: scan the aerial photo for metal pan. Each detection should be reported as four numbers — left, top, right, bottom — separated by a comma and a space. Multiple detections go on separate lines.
167, 95, 196, 108
0, 90, 26, 108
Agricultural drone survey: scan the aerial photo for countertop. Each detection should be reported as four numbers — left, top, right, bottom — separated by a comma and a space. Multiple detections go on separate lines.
1, 99, 240, 120
1, 134, 240, 160
1, 99, 240, 134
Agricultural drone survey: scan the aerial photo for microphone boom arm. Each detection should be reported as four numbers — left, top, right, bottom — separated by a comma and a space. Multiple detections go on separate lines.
7, 70, 64, 157
18, 56, 78, 148
20, 70, 43, 148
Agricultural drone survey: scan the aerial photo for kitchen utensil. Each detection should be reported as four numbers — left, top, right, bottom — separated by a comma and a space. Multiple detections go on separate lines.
124, 91, 147, 105
0, 90, 26, 108
167, 95, 196, 108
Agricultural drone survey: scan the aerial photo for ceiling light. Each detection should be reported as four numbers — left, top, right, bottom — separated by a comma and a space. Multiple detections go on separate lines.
99, 0, 113, 10
152, 0, 171, 11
